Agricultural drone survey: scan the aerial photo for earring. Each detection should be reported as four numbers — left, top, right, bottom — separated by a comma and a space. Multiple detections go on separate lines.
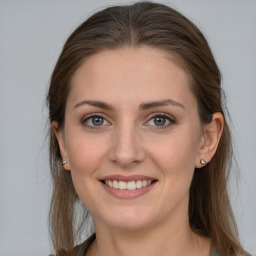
200, 159, 206, 166
62, 160, 67, 165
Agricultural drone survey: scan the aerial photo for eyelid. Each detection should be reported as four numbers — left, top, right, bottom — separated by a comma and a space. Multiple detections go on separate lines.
144, 112, 176, 128
147, 112, 175, 120
81, 113, 111, 129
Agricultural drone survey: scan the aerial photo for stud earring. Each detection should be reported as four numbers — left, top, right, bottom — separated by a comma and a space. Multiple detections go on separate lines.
200, 159, 206, 166
62, 160, 67, 165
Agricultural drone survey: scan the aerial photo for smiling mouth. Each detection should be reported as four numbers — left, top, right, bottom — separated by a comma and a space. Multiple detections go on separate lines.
101, 180, 156, 190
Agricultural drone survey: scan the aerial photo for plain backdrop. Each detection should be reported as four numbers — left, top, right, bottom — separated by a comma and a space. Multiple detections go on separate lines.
0, 0, 255, 255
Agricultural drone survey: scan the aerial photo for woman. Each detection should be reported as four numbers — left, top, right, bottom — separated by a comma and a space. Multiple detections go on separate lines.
47, 2, 249, 256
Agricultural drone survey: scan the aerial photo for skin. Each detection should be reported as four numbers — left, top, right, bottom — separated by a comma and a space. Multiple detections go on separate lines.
53, 47, 224, 256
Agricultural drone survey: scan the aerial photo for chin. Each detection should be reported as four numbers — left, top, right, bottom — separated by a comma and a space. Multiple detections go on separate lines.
99, 208, 157, 231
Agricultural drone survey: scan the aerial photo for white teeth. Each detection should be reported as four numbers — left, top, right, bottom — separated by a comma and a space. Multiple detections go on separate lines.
127, 181, 136, 190
113, 180, 119, 189
136, 180, 142, 188
104, 179, 153, 190
119, 181, 127, 190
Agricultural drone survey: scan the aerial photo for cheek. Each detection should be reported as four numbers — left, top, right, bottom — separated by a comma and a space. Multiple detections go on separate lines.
149, 133, 200, 206
65, 134, 108, 198
66, 132, 106, 172
150, 133, 199, 173
148, 130, 201, 197
65, 136, 110, 213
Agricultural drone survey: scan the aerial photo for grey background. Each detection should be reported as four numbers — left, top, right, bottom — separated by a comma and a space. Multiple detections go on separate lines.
0, 0, 255, 255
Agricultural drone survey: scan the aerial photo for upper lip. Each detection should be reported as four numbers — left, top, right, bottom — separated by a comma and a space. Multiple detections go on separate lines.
100, 175, 157, 182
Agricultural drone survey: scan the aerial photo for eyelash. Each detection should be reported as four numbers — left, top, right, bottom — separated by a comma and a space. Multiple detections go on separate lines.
145, 113, 175, 129
81, 113, 175, 129
81, 114, 110, 129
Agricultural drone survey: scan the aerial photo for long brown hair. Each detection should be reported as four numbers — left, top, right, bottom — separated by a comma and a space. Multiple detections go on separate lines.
47, 2, 248, 255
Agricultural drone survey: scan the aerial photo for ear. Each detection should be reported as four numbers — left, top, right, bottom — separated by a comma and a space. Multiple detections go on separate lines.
195, 112, 224, 168
52, 121, 71, 170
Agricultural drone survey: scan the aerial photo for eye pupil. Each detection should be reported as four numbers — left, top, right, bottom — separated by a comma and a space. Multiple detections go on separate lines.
154, 116, 166, 126
92, 117, 104, 126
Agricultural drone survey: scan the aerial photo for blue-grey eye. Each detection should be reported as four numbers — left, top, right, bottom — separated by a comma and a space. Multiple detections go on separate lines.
91, 117, 104, 126
153, 116, 167, 126
83, 115, 109, 128
147, 114, 174, 128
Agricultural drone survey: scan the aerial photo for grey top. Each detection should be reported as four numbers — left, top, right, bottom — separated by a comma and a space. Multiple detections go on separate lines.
210, 248, 220, 256
76, 233, 96, 256
74, 234, 220, 256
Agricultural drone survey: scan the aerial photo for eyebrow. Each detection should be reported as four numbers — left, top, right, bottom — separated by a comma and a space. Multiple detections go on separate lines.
73, 100, 114, 110
139, 99, 185, 110
73, 99, 185, 111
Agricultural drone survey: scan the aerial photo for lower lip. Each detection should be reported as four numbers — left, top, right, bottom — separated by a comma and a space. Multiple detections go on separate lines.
101, 181, 157, 199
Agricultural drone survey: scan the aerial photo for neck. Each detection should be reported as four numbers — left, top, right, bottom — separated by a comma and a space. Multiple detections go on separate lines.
87, 214, 210, 256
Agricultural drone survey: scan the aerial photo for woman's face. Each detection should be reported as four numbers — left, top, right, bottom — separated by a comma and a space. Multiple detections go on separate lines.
54, 47, 206, 231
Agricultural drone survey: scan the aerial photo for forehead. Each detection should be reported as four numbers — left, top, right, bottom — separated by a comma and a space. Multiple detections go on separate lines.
68, 46, 196, 110
72, 46, 189, 83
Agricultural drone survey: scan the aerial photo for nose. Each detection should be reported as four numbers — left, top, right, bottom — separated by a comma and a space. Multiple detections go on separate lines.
108, 123, 146, 169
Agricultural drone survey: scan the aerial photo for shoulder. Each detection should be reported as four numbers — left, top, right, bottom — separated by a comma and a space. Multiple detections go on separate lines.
210, 251, 220, 256
48, 233, 96, 256
210, 248, 251, 256
75, 233, 96, 256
